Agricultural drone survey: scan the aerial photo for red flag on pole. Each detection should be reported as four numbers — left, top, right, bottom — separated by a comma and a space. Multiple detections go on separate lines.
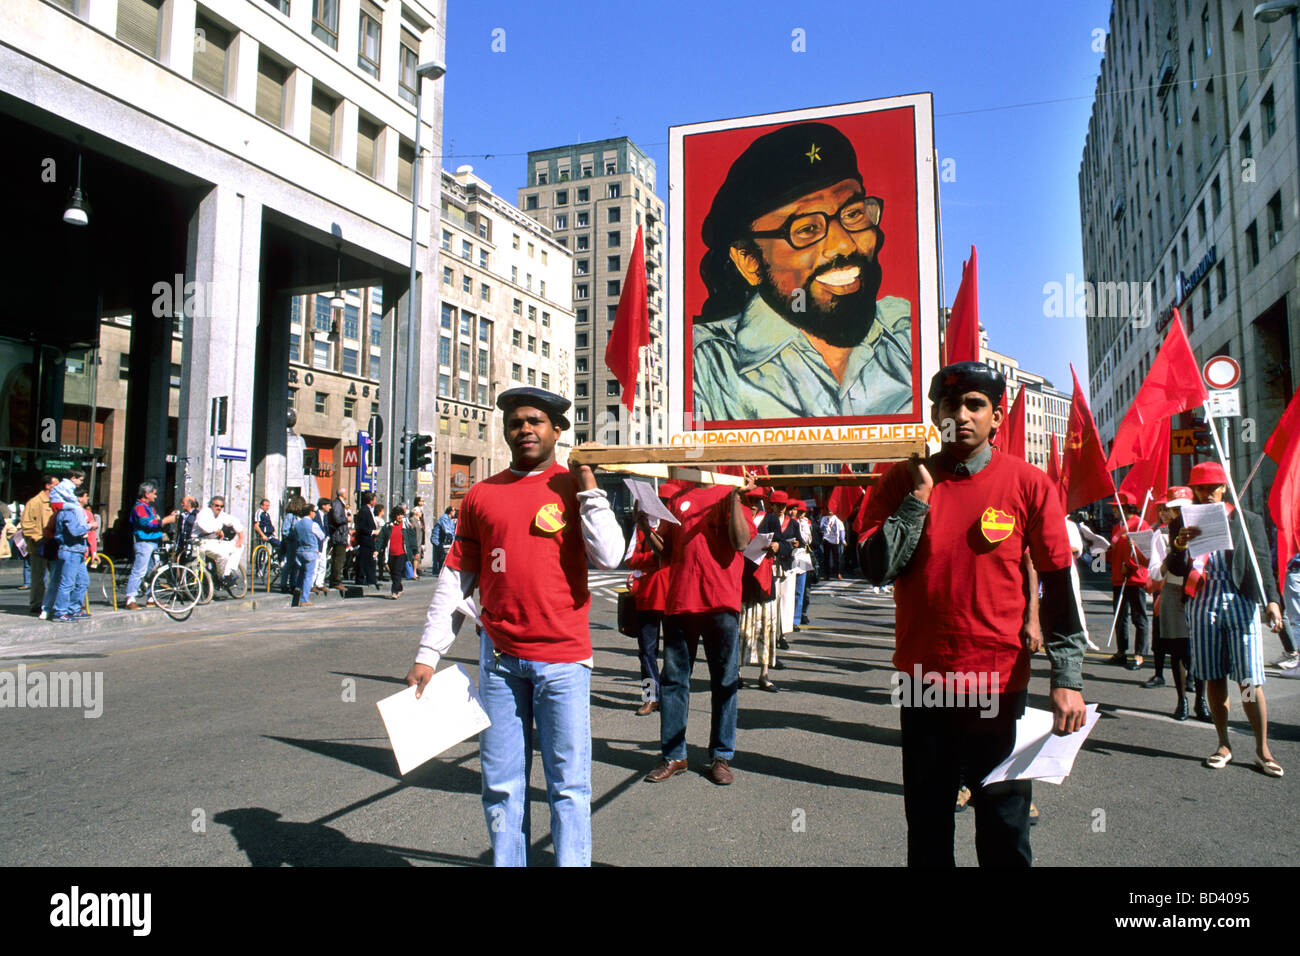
604, 224, 649, 413
827, 464, 865, 524
1047, 432, 1064, 504
1061, 364, 1116, 511
1118, 417, 1170, 524
1263, 384, 1300, 465
1269, 438, 1300, 589
990, 388, 1009, 447
1105, 311, 1208, 469
944, 246, 979, 365
1001, 388, 1027, 460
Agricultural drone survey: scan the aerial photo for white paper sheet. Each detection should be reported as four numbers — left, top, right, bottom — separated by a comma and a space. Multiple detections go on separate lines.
624, 479, 680, 525
1127, 529, 1154, 556
1078, 523, 1111, 555
744, 532, 774, 564
1180, 502, 1233, 558
375, 664, 492, 776
980, 704, 1101, 786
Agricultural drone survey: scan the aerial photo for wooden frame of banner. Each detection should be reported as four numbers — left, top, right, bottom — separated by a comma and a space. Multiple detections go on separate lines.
569, 440, 920, 485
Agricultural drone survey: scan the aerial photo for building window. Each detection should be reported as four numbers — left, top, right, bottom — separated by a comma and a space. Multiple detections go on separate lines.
457, 379, 469, 402
399, 28, 419, 104
608, 184, 621, 199
1216, 261, 1228, 302
555, 213, 568, 230
576, 307, 588, 324
117, 0, 162, 59
344, 396, 356, 419
511, 266, 518, 284
480, 283, 491, 301
314, 391, 328, 414
577, 187, 590, 202
310, 87, 338, 156
287, 387, 297, 410
1196, 201, 1206, 241
541, 341, 550, 358
438, 416, 449, 435
555, 190, 568, 206
356, 117, 380, 179
442, 266, 453, 286
576, 284, 589, 299
314, 297, 331, 332
607, 305, 619, 323
193, 14, 231, 96
1211, 176, 1222, 218
607, 280, 621, 296
441, 304, 454, 329
527, 335, 536, 353
478, 349, 488, 377
542, 311, 551, 328
1200, 282, 1211, 318
576, 332, 589, 349
541, 373, 550, 390
477, 384, 488, 406
576, 357, 588, 373
608, 207, 622, 223
576, 236, 589, 251
1263, 86, 1276, 141
461, 275, 471, 294
311, 0, 339, 48
479, 320, 490, 343
288, 333, 300, 363
576, 259, 590, 275
525, 195, 538, 211
607, 255, 621, 273
460, 313, 472, 337
313, 340, 330, 369
255, 55, 287, 128
511, 363, 522, 380
606, 380, 620, 396
441, 230, 452, 252
478, 248, 489, 268
577, 211, 590, 227
357, 0, 382, 78
458, 343, 471, 372
1246, 221, 1260, 268
438, 373, 450, 397
512, 298, 522, 316
460, 239, 472, 261
397, 139, 415, 196
608, 231, 621, 248
528, 305, 537, 322
512, 329, 522, 348
576, 382, 588, 398
439, 337, 451, 366
1268, 191, 1283, 248
1260, 34, 1273, 74
1239, 123, 1252, 161
526, 368, 536, 385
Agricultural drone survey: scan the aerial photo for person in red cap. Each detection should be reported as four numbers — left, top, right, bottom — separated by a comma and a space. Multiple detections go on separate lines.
1149, 487, 1209, 720
739, 485, 783, 691
1166, 460, 1285, 776
1107, 491, 1151, 670
626, 481, 686, 716
858, 361, 1086, 867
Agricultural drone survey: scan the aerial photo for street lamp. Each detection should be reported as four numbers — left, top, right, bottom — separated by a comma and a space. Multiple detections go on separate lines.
62, 153, 89, 226
402, 59, 446, 507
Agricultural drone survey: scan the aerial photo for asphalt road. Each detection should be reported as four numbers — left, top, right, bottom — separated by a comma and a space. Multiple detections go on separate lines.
1, 570, 1296, 867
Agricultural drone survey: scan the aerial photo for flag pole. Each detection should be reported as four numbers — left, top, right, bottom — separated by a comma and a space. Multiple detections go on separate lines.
934, 148, 947, 364
1238, 451, 1268, 497
1203, 403, 1272, 610
1103, 487, 1152, 651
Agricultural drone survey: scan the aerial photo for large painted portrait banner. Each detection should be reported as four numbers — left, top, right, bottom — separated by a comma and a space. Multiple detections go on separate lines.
668, 95, 940, 446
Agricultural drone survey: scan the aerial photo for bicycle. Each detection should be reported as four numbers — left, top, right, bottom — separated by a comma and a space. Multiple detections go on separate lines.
253, 545, 284, 590
148, 542, 203, 621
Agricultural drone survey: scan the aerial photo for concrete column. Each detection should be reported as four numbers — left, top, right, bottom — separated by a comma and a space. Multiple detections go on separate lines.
285, 68, 312, 144
379, 0, 402, 100
337, 0, 360, 69
82, 0, 118, 35
160, 0, 196, 77
227, 31, 259, 114
124, 306, 171, 505
181, 184, 263, 534
339, 98, 359, 170
289, 0, 311, 36
252, 291, 291, 520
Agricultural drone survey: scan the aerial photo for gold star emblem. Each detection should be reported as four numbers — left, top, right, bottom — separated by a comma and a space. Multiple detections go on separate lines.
806, 143, 821, 164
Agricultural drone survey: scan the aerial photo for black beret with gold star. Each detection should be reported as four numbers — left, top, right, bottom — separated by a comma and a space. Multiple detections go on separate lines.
927, 361, 1006, 407
701, 122, 864, 250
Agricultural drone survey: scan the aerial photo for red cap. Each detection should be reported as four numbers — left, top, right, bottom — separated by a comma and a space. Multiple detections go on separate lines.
1164, 486, 1193, 508
768, 490, 789, 506
1189, 461, 1228, 487
1115, 490, 1137, 506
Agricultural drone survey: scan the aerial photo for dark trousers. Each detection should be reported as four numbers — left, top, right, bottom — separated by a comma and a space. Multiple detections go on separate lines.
900, 689, 1032, 867
356, 541, 377, 586
637, 611, 662, 702
432, 544, 447, 574
821, 542, 842, 577
388, 553, 406, 594
1112, 584, 1149, 656
329, 541, 347, 587
659, 611, 740, 762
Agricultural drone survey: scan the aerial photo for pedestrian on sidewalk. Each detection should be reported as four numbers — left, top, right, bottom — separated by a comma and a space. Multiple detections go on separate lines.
123, 481, 178, 611
645, 473, 757, 787
328, 488, 350, 594
1107, 492, 1151, 670
821, 508, 846, 579
52, 487, 96, 622
1166, 461, 1286, 777
405, 386, 625, 866
354, 491, 379, 589
20, 475, 57, 616
858, 361, 1087, 867
740, 485, 782, 692
379, 505, 411, 598
626, 484, 678, 715
293, 500, 325, 607
1273, 551, 1300, 671
374, 504, 389, 582
409, 497, 426, 578
1152, 487, 1208, 720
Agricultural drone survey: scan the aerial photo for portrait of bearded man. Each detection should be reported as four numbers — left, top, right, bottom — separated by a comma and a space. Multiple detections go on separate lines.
691, 121, 914, 422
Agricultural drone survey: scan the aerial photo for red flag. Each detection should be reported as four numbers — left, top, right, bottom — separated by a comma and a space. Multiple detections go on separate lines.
827, 464, 865, 524
1263, 384, 1300, 465
944, 246, 979, 364
1061, 364, 1116, 511
989, 387, 1009, 447
1118, 417, 1170, 524
1269, 438, 1300, 588
603, 224, 649, 413
1105, 311, 1208, 469
1000, 388, 1027, 460
1047, 432, 1064, 504
852, 462, 896, 535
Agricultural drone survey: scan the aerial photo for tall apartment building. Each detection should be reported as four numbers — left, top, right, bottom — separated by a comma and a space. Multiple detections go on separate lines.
437, 165, 575, 507
518, 138, 667, 445
1079, 0, 1298, 511
981, 331, 1071, 470
0, 0, 446, 545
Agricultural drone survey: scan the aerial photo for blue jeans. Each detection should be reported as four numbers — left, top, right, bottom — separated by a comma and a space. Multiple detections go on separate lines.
637, 611, 662, 702
54, 549, 88, 618
794, 572, 808, 623
295, 548, 318, 603
124, 539, 159, 602
22, 555, 30, 587
42, 553, 64, 615
659, 611, 740, 762
1282, 559, 1300, 655
477, 631, 591, 867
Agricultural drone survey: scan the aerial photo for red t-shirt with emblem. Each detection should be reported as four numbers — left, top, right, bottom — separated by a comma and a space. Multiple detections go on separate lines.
858, 449, 1072, 693
446, 462, 591, 662
662, 485, 747, 616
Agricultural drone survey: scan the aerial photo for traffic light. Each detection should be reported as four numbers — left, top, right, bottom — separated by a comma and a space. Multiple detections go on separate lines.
1192, 415, 1215, 454
409, 434, 433, 471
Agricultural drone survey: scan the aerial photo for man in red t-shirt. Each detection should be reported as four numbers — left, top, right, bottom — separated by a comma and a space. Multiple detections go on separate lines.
1106, 492, 1151, 670
857, 361, 1087, 867
645, 473, 758, 786
405, 387, 625, 867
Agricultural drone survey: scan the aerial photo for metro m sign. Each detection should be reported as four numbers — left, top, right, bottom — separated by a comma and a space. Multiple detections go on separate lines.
342, 445, 359, 468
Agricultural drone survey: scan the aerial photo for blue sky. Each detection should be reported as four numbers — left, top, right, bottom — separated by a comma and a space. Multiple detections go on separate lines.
437, 0, 1113, 392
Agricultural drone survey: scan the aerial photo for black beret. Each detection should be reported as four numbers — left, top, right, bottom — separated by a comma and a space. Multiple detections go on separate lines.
701, 122, 864, 250
497, 386, 571, 430
927, 362, 1006, 407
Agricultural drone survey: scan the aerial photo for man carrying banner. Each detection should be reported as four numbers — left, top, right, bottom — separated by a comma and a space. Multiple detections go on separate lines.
858, 361, 1087, 866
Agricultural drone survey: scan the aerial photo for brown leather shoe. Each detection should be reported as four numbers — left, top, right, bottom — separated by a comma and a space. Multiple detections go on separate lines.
634, 700, 660, 716
124, 601, 141, 611
645, 758, 687, 782
707, 758, 734, 786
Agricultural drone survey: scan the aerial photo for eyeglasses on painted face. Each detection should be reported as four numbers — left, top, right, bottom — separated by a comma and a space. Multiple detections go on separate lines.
748, 195, 883, 249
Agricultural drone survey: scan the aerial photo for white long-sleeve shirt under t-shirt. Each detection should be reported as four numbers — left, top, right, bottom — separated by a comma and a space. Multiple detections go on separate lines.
414, 478, 625, 672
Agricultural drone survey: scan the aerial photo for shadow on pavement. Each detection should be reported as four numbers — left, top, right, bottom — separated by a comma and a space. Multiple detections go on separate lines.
213, 807, 417, 866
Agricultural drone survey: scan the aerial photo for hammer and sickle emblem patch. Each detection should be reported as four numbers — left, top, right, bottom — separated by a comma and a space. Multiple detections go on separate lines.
534, 502, 566, 534
980, 507, 1015, 543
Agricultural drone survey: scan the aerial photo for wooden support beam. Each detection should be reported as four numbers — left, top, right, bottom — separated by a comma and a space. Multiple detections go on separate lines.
570, 440, 921, 468
758, 473, 882, 487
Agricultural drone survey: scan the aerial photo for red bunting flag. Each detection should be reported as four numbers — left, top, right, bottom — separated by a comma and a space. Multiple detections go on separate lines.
1263, 384, 1300, 465
604, 224, 650, 413
827, 464, 865, 524
853, 461, 896, 536
944, 246, 980, 365
1269, 439, 1300, 589
1061, 364, 1116, 511
1105, 311, 1208, 469
1001, 387, 1027, 460
1047, 432, 1064, 505
1117, 416, 1170, 524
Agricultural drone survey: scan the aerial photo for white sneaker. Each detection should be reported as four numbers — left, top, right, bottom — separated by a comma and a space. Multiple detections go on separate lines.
38, 610, 48, 620
1274, 652, 1300, 671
